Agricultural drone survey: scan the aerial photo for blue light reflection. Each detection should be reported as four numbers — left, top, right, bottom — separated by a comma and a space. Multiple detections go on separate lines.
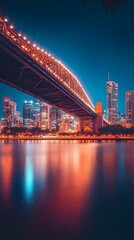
24, 156, 34, 201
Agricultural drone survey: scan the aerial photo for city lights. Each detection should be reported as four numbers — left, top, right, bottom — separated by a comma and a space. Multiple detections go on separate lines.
4, 18, 8, 22
10, 25, 14, 29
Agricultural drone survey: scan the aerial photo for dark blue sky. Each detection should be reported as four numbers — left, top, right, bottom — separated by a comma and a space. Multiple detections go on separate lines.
0, 0, 134, 117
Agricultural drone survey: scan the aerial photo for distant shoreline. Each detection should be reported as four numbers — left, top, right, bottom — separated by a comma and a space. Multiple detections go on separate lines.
0, 136, 134, 141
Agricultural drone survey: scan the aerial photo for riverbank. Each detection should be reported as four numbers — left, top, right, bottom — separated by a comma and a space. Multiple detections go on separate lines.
0, 136, 134, 141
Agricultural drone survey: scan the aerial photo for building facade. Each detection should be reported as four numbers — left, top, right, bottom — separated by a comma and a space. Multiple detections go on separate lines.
125, 91, 134, 125
23, 100, 35, 127
50, 107, 61, 130
3, 98, 16, 127
40, 102, 51, 130
107, 76, 118, 124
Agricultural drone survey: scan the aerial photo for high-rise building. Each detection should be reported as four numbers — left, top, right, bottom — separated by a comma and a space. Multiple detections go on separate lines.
59, 112, 71, 132
33, 100, 41, 121
40, 102, 51, 130
50, 107, 61, 130
125, 91, 134, 125
14, 111, 21, 126
106, 73, 118, 124
3, 98, 16, 127
23, 100, 41, 127
23, 100, 35, 126
0, 119, 4, 133
3, 99, 10, 127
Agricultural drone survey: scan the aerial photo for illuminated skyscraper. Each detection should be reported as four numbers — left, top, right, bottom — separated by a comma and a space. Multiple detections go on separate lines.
125, 91, 134, 124
50, 107, 61, 130
59, 112, 71, 132
4, 99, 10, 127
106, 73, 118, 124
23, 100, 34, 127
40, 102, 51, 130
33, 100, 41, 121
3, 98, 16, 127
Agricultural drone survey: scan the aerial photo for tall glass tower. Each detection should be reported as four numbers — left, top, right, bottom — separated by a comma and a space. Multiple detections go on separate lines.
23, 100, 35, 126
125, 91, 134, 124
106, 73, 118, 124
3, 98, 16, 127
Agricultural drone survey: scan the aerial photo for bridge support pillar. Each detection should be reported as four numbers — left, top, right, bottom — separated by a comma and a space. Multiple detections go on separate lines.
95, 102, 103, 132
78, 116, 96, 133
78, 102, 104, 133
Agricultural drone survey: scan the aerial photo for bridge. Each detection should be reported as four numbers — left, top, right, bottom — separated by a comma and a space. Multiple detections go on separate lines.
0, 17, 107, 132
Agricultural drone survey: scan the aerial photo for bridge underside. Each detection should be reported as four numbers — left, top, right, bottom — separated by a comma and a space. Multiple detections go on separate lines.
0, 35, 96, 120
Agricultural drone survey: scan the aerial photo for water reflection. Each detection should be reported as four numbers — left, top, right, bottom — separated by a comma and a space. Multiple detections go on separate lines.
22, 142, 97, 230
24, 156, 34, 201
0, 144, 13, 202
0, 141, 134, 239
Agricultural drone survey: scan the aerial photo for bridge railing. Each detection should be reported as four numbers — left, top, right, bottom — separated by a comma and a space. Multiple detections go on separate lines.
0, 17, 95, 113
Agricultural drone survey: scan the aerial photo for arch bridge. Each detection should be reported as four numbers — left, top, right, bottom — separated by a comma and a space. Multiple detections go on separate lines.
0, 17, 107, 132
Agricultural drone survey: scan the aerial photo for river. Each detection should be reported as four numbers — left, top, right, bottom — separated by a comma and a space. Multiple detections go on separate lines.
0, 140, 134, 240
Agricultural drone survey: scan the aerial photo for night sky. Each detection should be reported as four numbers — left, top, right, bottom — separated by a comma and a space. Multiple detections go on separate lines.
0, 0, 134, 118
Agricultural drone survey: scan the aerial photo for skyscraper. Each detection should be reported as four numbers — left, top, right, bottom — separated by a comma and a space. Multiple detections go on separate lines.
3, 98, 16, 127
59, 112, 72, 132
33, 100, 41, 121
40, 102, 51, 130
23, 100, 35, 127
14, 111, 21, 126
106, 73, 118, 124
50, 107, 61, 130
125, 91, 134, 125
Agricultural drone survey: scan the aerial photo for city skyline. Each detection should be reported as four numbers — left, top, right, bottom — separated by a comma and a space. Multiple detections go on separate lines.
1, 97, 78, 132
0, 76, 132, 119
1, 87, 133, 128
0, 0, 134, 116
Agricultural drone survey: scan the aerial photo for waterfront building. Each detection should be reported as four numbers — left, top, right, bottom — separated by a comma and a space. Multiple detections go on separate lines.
106, 73, 118, 124
50, 107, 61, 130
35, 113, 40, 127
33, 100, 41, 121
0, 119, 4, 133
18, 117, 23, 127
3, 98, 16, 127
125, 91, 134, 125
23, 118, 35, 127
14, 111, 21, 126
23, 100, 41, 127
40, 102, 51, 130
23, 100, 35, 126
59, 112, 71, 132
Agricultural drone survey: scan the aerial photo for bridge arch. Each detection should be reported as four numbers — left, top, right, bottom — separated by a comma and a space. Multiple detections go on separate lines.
0, 17, 95, 113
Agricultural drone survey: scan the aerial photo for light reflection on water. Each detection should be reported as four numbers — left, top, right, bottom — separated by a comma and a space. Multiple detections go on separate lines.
0, 141, 134, 239
24, 156, 34, 201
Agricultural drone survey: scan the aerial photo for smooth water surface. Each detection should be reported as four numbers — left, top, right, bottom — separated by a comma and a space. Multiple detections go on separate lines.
0, 140, 134, 240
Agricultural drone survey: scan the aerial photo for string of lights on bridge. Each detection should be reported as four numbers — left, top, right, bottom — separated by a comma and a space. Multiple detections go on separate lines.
1, 17, 96, 113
